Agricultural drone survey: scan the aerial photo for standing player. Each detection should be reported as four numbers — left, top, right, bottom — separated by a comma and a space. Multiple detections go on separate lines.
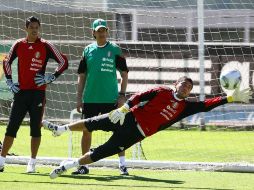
0, 16, 68, 173
42, 76, 252, 179
74, 18, 129, 175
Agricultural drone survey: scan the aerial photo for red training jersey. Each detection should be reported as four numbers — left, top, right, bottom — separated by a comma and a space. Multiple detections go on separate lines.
127, 86, 228, 137
3, 37, 68, 90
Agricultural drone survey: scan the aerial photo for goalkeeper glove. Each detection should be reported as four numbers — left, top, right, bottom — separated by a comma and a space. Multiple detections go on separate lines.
227, 87, 252, 103
109, 103, 130, 125
34, 73, 56, 87
6, 79, 20, 94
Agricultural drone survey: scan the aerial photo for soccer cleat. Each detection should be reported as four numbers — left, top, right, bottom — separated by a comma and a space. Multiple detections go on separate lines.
0, 155, 4, 172
26, 163, 36, 173
71, 165, 89, 175
50, 165, 66, 179
119, 165, 129, 175
0, 140, 2, 151
0, 165, 4, 172
42, 120, 63, 137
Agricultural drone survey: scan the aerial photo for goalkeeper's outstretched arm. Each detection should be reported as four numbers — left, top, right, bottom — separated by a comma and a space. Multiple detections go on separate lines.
184, 87, 252, 118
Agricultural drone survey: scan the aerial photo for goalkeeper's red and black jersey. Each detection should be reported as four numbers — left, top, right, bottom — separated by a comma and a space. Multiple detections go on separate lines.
127, 86, 228, 137
3, 37, 68, 90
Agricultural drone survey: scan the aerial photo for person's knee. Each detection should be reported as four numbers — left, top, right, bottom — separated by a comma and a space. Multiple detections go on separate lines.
30, 128, 41, 137
82, 129, 91, 137
5, 125, 19, 138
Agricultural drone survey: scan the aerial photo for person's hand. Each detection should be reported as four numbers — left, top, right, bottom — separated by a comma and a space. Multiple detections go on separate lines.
227, 87, 252, 103
109, 103, 130, 125
6, 79, 20, 94
34, 73, 56, 87
76, 98, 83, 113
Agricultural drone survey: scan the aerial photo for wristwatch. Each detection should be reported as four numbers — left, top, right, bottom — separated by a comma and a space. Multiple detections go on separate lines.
119, 92, 126, 96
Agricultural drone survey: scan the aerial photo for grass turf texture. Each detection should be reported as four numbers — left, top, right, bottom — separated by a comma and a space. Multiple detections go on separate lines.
0, 125, 253, 190
0, 166, 253, 190
0, 125, 253, 163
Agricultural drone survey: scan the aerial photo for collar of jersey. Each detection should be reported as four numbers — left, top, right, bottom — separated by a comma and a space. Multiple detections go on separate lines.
173, 91, 184, 101
96, 41, 109, 48
25, 37, 41, 43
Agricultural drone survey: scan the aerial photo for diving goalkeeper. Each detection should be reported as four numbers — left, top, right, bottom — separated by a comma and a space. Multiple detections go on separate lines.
42, 76, 252, 179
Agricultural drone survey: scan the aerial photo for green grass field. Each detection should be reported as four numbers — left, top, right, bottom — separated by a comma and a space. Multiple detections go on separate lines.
0, 166, 254, 190
0, 125, 253, 163
0, 125, 254, 190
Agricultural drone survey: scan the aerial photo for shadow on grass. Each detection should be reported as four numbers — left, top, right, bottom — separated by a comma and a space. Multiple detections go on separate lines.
62, 173, 183, 184
0, 179, 234, 190
0, 172, 234, 190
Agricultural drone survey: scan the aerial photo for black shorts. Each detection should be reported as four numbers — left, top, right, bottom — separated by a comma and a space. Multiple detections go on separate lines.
84, 112, 145, 162
6, 90, 46, 138
82, 103, 117, 119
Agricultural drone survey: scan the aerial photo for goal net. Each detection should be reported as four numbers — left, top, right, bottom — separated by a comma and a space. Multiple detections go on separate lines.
0, 0, 253, 172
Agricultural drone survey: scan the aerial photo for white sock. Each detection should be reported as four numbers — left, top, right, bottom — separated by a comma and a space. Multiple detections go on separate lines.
0, 156, 6, 166
63, 124, 70, 131
119, 156, 126, 167
64, 160, 79, 170
28, 158, 36, 165
58, 125, 70, 133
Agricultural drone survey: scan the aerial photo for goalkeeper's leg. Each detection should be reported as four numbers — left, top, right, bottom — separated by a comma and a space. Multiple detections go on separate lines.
42, 120, 85, 136
49, 115, 144, 179
50, 134, 126, 179
42, 113, 118, 136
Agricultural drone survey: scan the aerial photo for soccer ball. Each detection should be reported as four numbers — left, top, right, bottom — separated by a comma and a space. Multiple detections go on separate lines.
219, 69, 241, 90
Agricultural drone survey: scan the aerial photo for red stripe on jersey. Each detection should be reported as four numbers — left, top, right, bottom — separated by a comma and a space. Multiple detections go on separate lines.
204, 97, 222, 107
3, 39, 21, 76
44, 40, 67, 73
3, 58, 11, 76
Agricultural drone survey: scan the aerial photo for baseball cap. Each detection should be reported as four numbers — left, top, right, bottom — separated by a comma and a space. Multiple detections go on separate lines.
92, 19, 107, 31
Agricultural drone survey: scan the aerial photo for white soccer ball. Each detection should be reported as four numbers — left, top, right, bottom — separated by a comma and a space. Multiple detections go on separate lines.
220, 70, 242, 90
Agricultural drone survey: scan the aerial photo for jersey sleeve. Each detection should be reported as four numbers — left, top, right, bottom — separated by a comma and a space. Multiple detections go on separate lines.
159, 96, 229, 132
115, 44, 122, 56
115, 55, 129, 72
184, 96, 228, 117
3, 41, 19, 79
114, 44, 128, 72
126, 87, 163, 108
45, 41, 68, 77
77, 56, 87, 74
